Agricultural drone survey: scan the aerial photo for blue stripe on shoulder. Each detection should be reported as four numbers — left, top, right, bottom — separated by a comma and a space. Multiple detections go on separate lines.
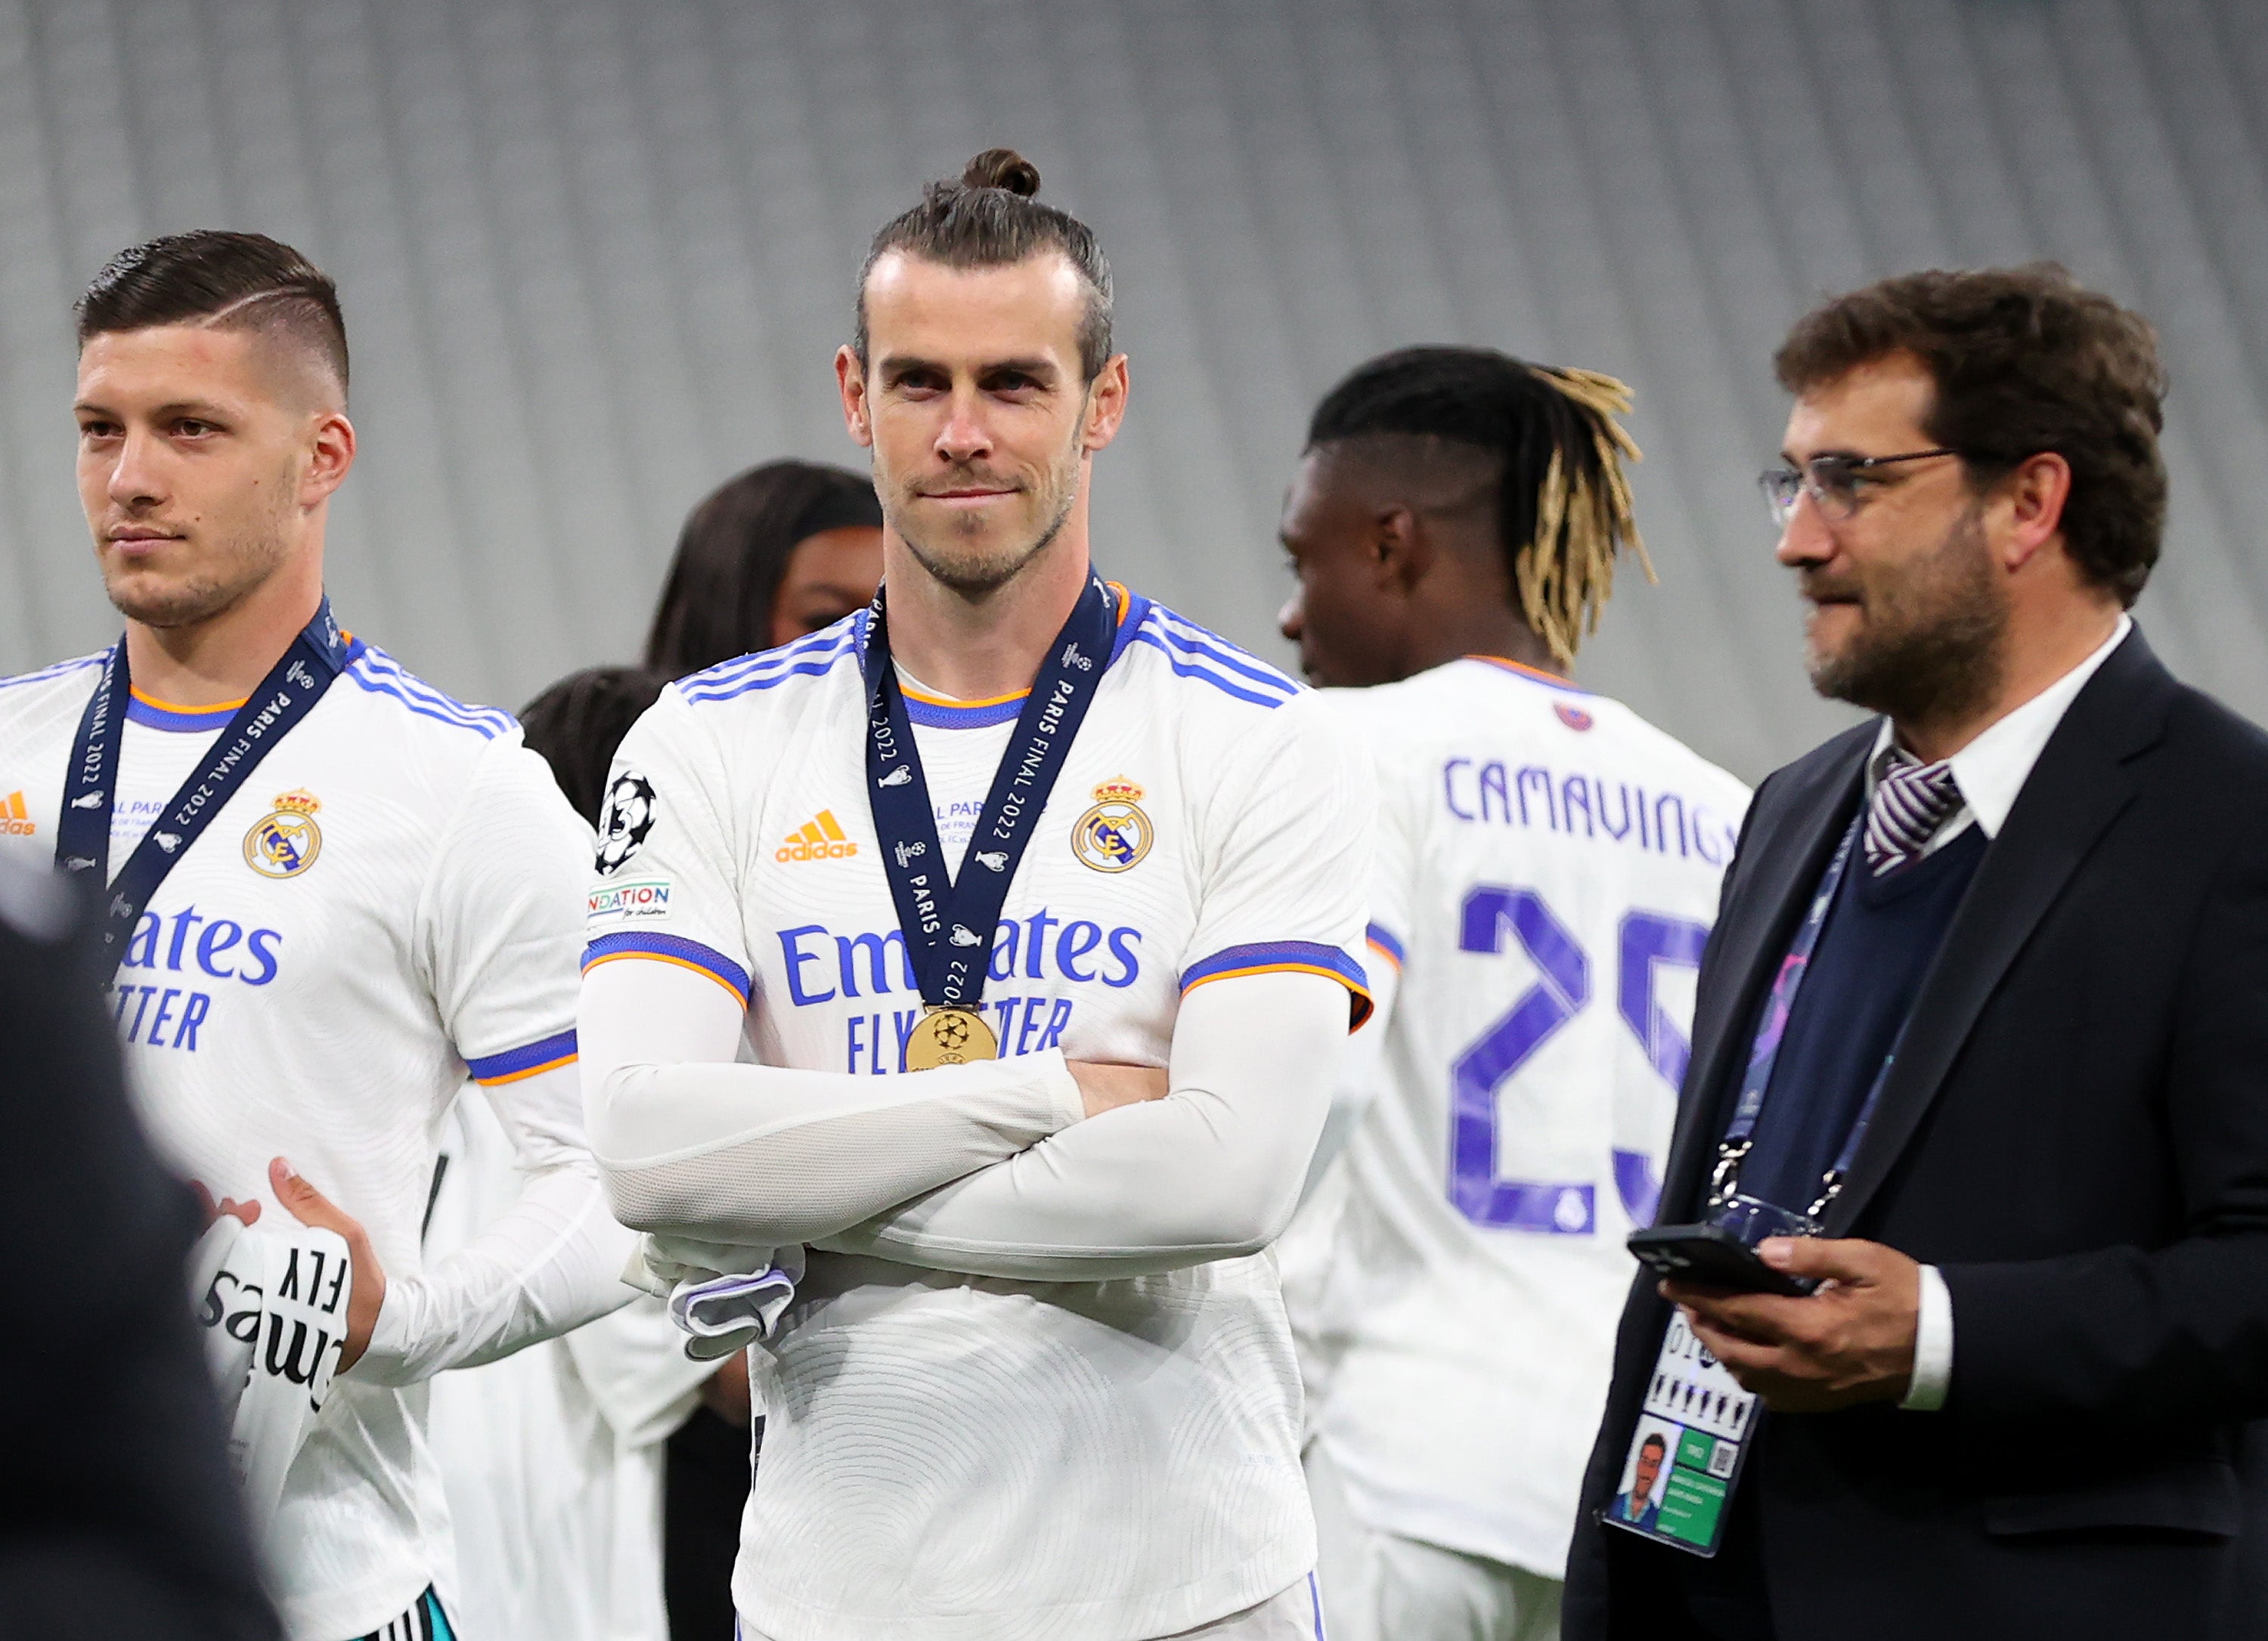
345, 648, 516, 738
678, 618, 861, 692
678, 627, 861, 704
0, 651, 108, 692
1128, 631, 1288, 708
1145, 608, 1300, 696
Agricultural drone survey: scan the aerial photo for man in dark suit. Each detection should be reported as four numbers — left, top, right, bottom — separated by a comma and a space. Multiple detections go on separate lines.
1565, 265, 2268, 1640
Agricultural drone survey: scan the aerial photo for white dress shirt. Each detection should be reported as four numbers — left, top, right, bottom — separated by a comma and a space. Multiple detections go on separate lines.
1872, 614, 2131, 1410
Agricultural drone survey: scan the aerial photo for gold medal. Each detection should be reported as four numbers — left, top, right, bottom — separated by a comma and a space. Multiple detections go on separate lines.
903, 1006, 999, 1071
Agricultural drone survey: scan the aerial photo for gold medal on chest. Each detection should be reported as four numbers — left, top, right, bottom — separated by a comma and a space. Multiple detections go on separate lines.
903, 1005, 999, 1071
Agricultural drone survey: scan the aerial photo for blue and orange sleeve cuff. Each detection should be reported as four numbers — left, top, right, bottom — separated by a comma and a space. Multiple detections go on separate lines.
1179, 940, 1374, 1029
582, 931, 752, 1006
1365, 922, 1406, 972
465, 1028, 579, 1086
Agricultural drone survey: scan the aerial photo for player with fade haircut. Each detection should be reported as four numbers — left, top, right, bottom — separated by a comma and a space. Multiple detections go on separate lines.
578, 148, 1373, 1640
0, 231, 634, 1640
1272, 347, 1752, 1641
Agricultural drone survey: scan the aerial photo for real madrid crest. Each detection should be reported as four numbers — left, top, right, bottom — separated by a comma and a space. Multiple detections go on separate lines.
1072, 777, 1152, 873
244, 789, 323, 879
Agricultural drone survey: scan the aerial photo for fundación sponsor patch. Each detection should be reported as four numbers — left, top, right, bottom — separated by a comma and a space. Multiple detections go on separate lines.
588, 878, 672, 922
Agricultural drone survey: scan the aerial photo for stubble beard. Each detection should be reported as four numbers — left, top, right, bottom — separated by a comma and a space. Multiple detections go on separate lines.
1806, 503, 2009, 730
884, 426, 1085, 598
101, 491, 297, 631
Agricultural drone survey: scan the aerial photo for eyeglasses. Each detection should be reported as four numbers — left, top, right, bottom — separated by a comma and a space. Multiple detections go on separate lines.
1758, 449, 1963, 525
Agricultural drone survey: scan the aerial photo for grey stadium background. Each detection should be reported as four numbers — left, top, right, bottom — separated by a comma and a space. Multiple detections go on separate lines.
1, 0, 2263, 782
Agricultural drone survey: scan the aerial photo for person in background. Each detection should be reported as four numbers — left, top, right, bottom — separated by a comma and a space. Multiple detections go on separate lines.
639, 460, 885, 1639
0, 856, 279, 1641
425, 661, 695, 1641
519, 667, 667, 827
1273, 346, 1748, 1641
644, 460, 885, 678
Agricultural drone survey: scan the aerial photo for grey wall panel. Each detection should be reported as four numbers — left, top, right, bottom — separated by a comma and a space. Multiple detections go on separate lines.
2, 0, 2264, 783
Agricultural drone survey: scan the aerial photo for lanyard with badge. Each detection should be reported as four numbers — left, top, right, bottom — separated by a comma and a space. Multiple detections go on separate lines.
55, 599, 353, 983
861, 573, 1115, 1070
1608, 811, 1902, 1557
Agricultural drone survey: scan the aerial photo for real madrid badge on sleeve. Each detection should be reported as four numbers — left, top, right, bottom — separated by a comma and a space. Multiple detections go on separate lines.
1602, 1308, 1759, 1557
904, 1005, 1000, 1070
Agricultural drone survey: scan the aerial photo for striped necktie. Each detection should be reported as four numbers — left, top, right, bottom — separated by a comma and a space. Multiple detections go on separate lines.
1864, 749, 1964, 875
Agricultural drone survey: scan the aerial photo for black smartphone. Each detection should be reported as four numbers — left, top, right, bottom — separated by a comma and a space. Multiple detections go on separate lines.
1627, 1223, 1818, 1297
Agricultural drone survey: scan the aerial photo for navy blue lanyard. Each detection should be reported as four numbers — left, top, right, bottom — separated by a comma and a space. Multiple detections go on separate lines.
56, 599, 353, 980
860, 575, 1115, 1011
1712, 813, 1897, 1215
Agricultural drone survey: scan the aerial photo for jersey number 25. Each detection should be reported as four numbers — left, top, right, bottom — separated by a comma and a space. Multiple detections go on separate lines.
1449, 885, 1707, 1236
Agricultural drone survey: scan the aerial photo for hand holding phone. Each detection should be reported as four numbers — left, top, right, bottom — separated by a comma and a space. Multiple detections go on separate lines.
1628, 1222, 1820, 1297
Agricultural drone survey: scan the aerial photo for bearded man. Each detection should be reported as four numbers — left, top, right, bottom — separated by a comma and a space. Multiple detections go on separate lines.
1565, 265, 2268, 1641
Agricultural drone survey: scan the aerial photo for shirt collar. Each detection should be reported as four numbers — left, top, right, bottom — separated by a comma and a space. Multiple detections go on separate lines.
1867, 613, 2131, 840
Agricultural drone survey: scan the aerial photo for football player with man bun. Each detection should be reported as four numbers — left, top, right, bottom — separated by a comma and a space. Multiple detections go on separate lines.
1275, 347, 1749, 1641
578, 150, 1372, 1639
0, 232, 633, 1641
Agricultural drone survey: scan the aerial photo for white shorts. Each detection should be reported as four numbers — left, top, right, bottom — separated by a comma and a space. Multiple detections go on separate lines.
1306, 1443, 1560, 1641
737, 1575, 1325, 1641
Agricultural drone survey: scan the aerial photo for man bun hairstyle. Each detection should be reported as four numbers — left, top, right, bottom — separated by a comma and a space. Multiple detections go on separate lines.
1308, 345, 1653, 667
855, 147, 1114, 380
78, 230, 349, 398
1774, 264, 2167, 607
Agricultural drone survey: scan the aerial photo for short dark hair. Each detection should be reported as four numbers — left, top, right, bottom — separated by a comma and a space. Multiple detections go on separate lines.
1307, 345, 1652, 665
1640, 1433, 1668, 1455
519, 667, 667, 828
78, 230, 349, 398
644, 460, 882, 677
854, 148, 1114, 381
1774, 264, 2167, 607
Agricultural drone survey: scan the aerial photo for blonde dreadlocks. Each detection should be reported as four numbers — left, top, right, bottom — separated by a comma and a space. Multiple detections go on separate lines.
1305, 348, 1653, 667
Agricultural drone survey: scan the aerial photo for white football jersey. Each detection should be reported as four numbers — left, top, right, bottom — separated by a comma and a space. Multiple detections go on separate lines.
1287, 656, 1749, 1579
586, 591, 1371, 1641
0, 641, 592, 1639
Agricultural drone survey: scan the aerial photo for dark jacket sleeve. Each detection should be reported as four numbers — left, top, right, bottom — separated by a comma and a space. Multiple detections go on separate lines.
0, 867, 279, 1640
1942, 827, 2268, 1426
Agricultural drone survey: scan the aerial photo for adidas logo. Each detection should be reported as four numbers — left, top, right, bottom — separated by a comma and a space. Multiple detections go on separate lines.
0, 791, 33, 837
776, 808, 859, 862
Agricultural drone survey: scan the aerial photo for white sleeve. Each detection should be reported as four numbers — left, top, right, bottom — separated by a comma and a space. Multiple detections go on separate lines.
581, 957, 1085, 1243
355, 740, 639, 1385
818, 969, 1342, 1280
357, 1062, 635, 1383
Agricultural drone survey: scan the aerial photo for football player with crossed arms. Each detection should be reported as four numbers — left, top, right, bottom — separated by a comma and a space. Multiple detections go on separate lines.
578, 150, 1373, 1639
0, 232, 631, 1641
1273, 348, 1750, 1641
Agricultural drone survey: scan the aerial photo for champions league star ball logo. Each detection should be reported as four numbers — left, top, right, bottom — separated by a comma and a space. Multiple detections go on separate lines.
243, 790, 324, 879
931, 1011, 974, 1052
596, 771, 658, 875
1072, 778, 1153, 873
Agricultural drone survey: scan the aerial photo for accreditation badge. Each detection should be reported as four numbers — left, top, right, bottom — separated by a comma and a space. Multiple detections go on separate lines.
1600, 1308, 1759, 1556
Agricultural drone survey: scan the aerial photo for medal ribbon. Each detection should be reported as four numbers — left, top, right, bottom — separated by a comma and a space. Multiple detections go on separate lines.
1712, 813, 1900, 1216
57, 599, 355, 980
861, 574, 1116, 1012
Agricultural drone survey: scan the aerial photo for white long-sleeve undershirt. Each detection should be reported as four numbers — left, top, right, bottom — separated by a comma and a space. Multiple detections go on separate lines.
353, 1060, 638, 1386
580, 956, 1343, 1281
